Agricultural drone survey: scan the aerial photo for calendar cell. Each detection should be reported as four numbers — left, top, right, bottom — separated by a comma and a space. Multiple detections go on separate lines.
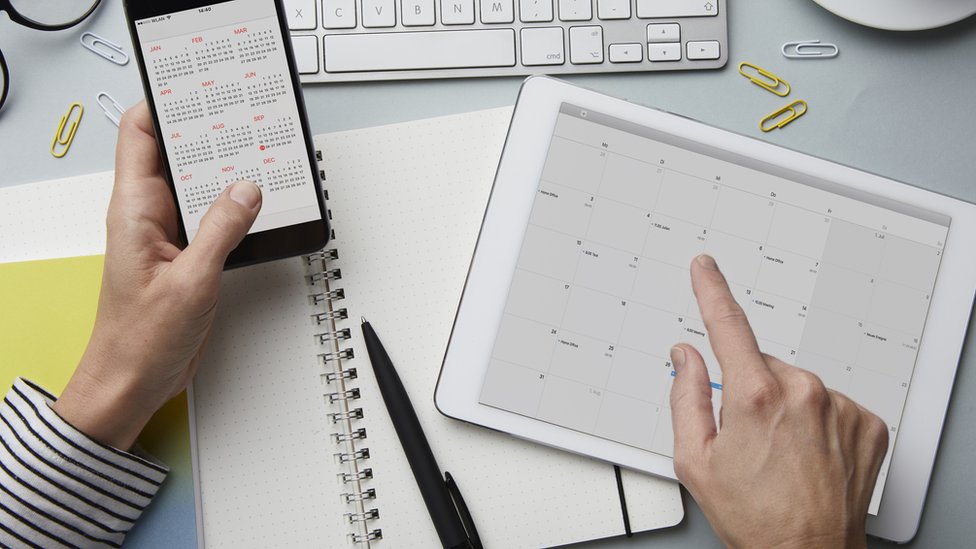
642, 213, 706, 269
517, 224, 582, 282
480, 359, 547, 417
548, 331, 615, 388
710, 187, 776, 243
491, 314, 558, 372
655, 171, 719, 227
821, 219, 886, 275
745, 290, 806, 349
539, 136, 605, 194
536, 376, 602, 433
529, 181, 594, 236
798, 307, 863, 364
585, 197, 650, 254
605, 346, 670, 403
560, 286, 628, 344
618, 303, 681, 358
879, 234, 942, 291
630, 258, 693, 314
765, 203, 830, 260
702, 230, 762, 287
504, 270, 571, 326
855, 322, 918, 381
866, 280, 929, 335
808, 262, 874, 319
598, 154, 663, 210
573, 242, 639, 298
754, 246, 820, 305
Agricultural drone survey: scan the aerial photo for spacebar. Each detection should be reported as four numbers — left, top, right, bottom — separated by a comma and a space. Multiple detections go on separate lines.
324, 30, 516, 73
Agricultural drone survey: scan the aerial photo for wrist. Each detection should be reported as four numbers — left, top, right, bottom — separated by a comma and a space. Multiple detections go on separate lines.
52, 333, 161, 450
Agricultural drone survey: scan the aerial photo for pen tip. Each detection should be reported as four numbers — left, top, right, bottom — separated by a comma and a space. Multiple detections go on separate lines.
361, 316, 367, 323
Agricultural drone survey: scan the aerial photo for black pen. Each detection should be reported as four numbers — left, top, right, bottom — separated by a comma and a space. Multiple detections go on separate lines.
360, 318, 482, 549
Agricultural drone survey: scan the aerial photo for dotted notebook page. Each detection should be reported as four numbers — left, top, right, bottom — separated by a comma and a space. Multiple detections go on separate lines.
0, 171, 112, 262
314, 107, 681, 548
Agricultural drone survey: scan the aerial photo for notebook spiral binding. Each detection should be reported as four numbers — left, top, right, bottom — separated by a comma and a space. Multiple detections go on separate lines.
303, 161, 383, 545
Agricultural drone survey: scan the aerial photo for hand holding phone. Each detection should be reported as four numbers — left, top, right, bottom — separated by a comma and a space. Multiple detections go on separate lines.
124, 0, 329, 268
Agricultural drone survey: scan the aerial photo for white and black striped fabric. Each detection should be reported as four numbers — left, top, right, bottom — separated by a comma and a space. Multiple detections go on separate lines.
0, 378, 168, 548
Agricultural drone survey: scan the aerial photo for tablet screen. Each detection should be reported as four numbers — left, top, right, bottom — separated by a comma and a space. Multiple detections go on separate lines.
478, 104, 949, 514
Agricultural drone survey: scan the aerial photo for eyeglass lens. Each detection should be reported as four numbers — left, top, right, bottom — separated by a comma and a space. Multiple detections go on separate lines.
8, 0, 102, 29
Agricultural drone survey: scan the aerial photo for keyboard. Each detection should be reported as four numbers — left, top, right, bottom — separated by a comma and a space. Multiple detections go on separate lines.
284, 0, 727, 82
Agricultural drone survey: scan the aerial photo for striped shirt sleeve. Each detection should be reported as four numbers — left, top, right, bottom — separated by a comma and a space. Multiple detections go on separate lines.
0, 378, 169, 548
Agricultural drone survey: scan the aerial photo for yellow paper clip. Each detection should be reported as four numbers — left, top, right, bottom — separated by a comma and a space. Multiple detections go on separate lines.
51, 102, 84, 158
738, 62, 791, 97
760, 100, 808, 132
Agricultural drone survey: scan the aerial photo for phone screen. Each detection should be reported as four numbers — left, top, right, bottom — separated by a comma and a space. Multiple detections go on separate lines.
132, 0, 321, 242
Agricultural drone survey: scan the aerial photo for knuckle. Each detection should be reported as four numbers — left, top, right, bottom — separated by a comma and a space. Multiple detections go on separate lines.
793, 370, 829, 407
740, 379, 782, 412
865, 413, 889, 447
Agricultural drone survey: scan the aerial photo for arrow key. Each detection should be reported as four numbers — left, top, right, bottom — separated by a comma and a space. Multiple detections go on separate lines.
609, 43, 643, 63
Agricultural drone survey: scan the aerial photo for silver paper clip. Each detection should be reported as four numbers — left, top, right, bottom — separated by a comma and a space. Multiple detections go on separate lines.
80, 32, 129, 65
782, 40, 839, 59
96, 92, 126, 127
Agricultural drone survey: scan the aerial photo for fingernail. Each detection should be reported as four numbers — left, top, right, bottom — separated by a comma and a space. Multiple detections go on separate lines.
670, 346, 686, 371
229, 181, 260, 209
696, 254, 718, 271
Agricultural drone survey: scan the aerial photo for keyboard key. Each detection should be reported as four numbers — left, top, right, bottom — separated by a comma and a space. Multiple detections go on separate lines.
323, 0, 357, 28
687, 40, 720, 60
402, 0, 436, 25
521, 27, 565, 65
520, 0, 554, 22
646, 23, 679, 43
323, 29, 516, 72
609, 42, 642, 62
559, 0, 592, 21
569, 26, 603, 64
291, 35, 320, 73
597, 0, 630, 20
637, 0, 718, 18
442, 0, 476, 24
482, 0, 515, 23
285, 0, 317, 30
362, 0, 396, 27
648, 42, 680, 61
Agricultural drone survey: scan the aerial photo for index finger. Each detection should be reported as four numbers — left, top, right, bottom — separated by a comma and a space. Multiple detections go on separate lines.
116, 101, 162, 182
690, 254, 773, 389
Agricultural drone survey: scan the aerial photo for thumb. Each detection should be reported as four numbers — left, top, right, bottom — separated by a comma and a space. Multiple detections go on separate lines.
180, 181, 262, 272
669, 344, 717, 482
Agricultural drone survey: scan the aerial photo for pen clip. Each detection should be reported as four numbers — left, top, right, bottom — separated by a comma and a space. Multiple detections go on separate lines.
444, 471, 483, 549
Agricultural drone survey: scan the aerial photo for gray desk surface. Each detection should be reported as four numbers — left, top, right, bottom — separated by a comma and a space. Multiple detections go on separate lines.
2, 0, 974, 547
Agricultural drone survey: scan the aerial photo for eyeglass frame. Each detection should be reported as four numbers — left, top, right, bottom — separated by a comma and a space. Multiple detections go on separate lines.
0, 0, 104, 111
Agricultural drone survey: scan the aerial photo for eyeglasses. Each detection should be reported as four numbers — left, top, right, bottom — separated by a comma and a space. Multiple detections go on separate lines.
0, 0, 103, 112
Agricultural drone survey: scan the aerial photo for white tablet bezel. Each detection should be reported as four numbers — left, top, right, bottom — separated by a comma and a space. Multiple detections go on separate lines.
435, 76, 976, 543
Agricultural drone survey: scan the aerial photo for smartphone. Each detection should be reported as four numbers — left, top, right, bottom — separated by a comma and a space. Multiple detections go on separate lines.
123, 0, 329, 268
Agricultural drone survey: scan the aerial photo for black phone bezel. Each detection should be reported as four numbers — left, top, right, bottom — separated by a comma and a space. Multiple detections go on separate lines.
122, 0, 329, 269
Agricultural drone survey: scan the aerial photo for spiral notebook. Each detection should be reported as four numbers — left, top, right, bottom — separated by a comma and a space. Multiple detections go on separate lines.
190, 107, 683, 547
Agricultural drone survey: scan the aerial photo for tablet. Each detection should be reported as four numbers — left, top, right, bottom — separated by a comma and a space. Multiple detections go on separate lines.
435, 76, 976, 542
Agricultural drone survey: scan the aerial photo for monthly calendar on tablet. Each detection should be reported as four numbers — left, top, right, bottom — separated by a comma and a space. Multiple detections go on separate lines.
478, 105, 948, 514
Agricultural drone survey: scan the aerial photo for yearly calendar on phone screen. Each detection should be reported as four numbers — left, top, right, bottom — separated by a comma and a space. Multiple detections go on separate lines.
479, 105, 949, 513
135, 0, 320, 242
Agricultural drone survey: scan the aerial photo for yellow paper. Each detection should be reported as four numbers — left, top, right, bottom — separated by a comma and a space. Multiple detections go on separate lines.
0, 255, 104, 392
